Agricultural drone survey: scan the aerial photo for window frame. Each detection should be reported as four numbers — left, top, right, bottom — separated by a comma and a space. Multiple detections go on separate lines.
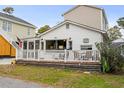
66, 23, 70, 29
80, 45, 92, 50
2, 20, 12, 32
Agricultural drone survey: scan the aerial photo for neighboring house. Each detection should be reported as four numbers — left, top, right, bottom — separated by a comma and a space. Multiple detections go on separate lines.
112, 38, 124, 56
0, 12, 36, 58
17, 5, 108, 63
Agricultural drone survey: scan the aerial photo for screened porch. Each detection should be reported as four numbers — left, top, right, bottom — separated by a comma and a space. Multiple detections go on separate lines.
16, 38, 100, 62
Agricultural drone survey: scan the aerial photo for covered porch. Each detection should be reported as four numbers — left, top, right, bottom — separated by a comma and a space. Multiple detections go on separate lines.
16, 38, 100, 62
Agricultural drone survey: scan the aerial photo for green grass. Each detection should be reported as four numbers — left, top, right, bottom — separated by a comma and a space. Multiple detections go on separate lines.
0, 65, 123, 88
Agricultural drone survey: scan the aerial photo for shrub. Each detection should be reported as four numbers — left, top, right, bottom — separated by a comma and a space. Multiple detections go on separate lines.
96, 41, 124, 73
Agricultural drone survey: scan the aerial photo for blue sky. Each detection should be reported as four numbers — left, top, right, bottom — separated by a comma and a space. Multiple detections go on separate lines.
0, 5, 124, 29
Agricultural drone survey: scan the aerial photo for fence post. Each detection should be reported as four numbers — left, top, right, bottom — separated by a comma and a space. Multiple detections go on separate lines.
64, 49, 67, 63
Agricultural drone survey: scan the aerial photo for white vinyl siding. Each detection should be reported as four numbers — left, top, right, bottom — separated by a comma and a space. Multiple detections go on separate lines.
40, 23, 103, 50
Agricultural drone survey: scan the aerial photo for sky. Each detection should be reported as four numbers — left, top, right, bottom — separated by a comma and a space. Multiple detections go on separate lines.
0, 5, 124, 29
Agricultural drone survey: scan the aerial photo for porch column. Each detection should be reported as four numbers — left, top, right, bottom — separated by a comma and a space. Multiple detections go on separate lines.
21, 40, 24, 59
38, 39, 41, 61
39, 39, 41, 50
66, 39, 69, 49
44, 39, 46, 51
34, 40, 35, 59
55, 40, 58, 50
27, 40, 29, 60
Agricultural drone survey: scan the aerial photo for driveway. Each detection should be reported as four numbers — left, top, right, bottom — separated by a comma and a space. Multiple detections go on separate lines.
0, 76, 47, 88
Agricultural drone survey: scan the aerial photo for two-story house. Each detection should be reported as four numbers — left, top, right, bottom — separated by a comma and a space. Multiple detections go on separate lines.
0, 12, 36, 58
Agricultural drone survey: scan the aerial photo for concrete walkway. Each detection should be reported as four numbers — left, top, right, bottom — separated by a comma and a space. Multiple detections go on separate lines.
0, 58, 13, 64
0, 76, 46, 88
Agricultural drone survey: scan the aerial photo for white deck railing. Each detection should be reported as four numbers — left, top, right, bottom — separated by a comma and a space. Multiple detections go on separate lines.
16, 49, 100, 62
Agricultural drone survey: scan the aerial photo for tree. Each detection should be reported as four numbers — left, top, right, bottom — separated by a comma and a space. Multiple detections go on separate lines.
96, 25, 124, 73
117, 17, 124, 28
2, 7, 14, 14
38, 25, 51, 33
107, 26, 122, 41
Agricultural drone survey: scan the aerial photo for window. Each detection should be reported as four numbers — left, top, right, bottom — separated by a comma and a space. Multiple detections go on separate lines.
35, 40, 40, 49
29, 42, 34, 50
83, 38, 89, 43
80, 45, 92, 50
23, 41, 27, 49
2, 21, 12, 32
27, 28, 30, 35
2, 21, 7, 31
8, 22, 12, 32
66, 23, 69, 29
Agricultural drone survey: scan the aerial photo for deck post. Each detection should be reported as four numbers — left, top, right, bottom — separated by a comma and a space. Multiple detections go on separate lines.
64, 49, 67, 62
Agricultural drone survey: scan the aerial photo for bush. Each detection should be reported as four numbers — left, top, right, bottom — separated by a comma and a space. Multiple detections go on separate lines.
96, 41, 124, 73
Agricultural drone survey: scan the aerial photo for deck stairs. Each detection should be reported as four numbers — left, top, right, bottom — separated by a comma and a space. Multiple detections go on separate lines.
17, 60, 101, 72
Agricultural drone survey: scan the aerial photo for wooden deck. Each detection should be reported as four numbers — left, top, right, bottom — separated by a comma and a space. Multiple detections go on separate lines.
16, 60, 101, 72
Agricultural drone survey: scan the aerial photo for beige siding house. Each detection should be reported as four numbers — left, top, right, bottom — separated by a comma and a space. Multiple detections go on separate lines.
63, 5, 108, 31
0, 12, 36, 40
0, 12, 36, 61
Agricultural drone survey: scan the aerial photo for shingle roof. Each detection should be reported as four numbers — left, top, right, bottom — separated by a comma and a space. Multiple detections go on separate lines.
0, 12, 36, 28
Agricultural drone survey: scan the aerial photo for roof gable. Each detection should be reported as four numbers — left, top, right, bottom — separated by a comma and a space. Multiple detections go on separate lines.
38, 20, 106, 37
62, 5, 102, 16
0, 12, 36, 28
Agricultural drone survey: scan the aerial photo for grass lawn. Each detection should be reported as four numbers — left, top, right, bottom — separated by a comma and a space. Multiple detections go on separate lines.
0, 65, 123, 88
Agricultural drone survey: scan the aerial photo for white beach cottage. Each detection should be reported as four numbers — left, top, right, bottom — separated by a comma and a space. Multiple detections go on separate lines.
17, 5, 108, 63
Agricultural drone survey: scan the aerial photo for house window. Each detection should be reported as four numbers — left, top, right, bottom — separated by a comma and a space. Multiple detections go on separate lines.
80, 45, 92, 50
83, 38, 89, 43
23, 41, 27, 49
66, 23, 69, 29
29, 42, 34, 50
35, 40, 40, 50
27, 28, 30, 35
2, 20, 12, 32
8, 22, 12, 32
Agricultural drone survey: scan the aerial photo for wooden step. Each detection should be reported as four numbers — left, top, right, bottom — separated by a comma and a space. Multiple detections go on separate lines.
16, 60, 101, 72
